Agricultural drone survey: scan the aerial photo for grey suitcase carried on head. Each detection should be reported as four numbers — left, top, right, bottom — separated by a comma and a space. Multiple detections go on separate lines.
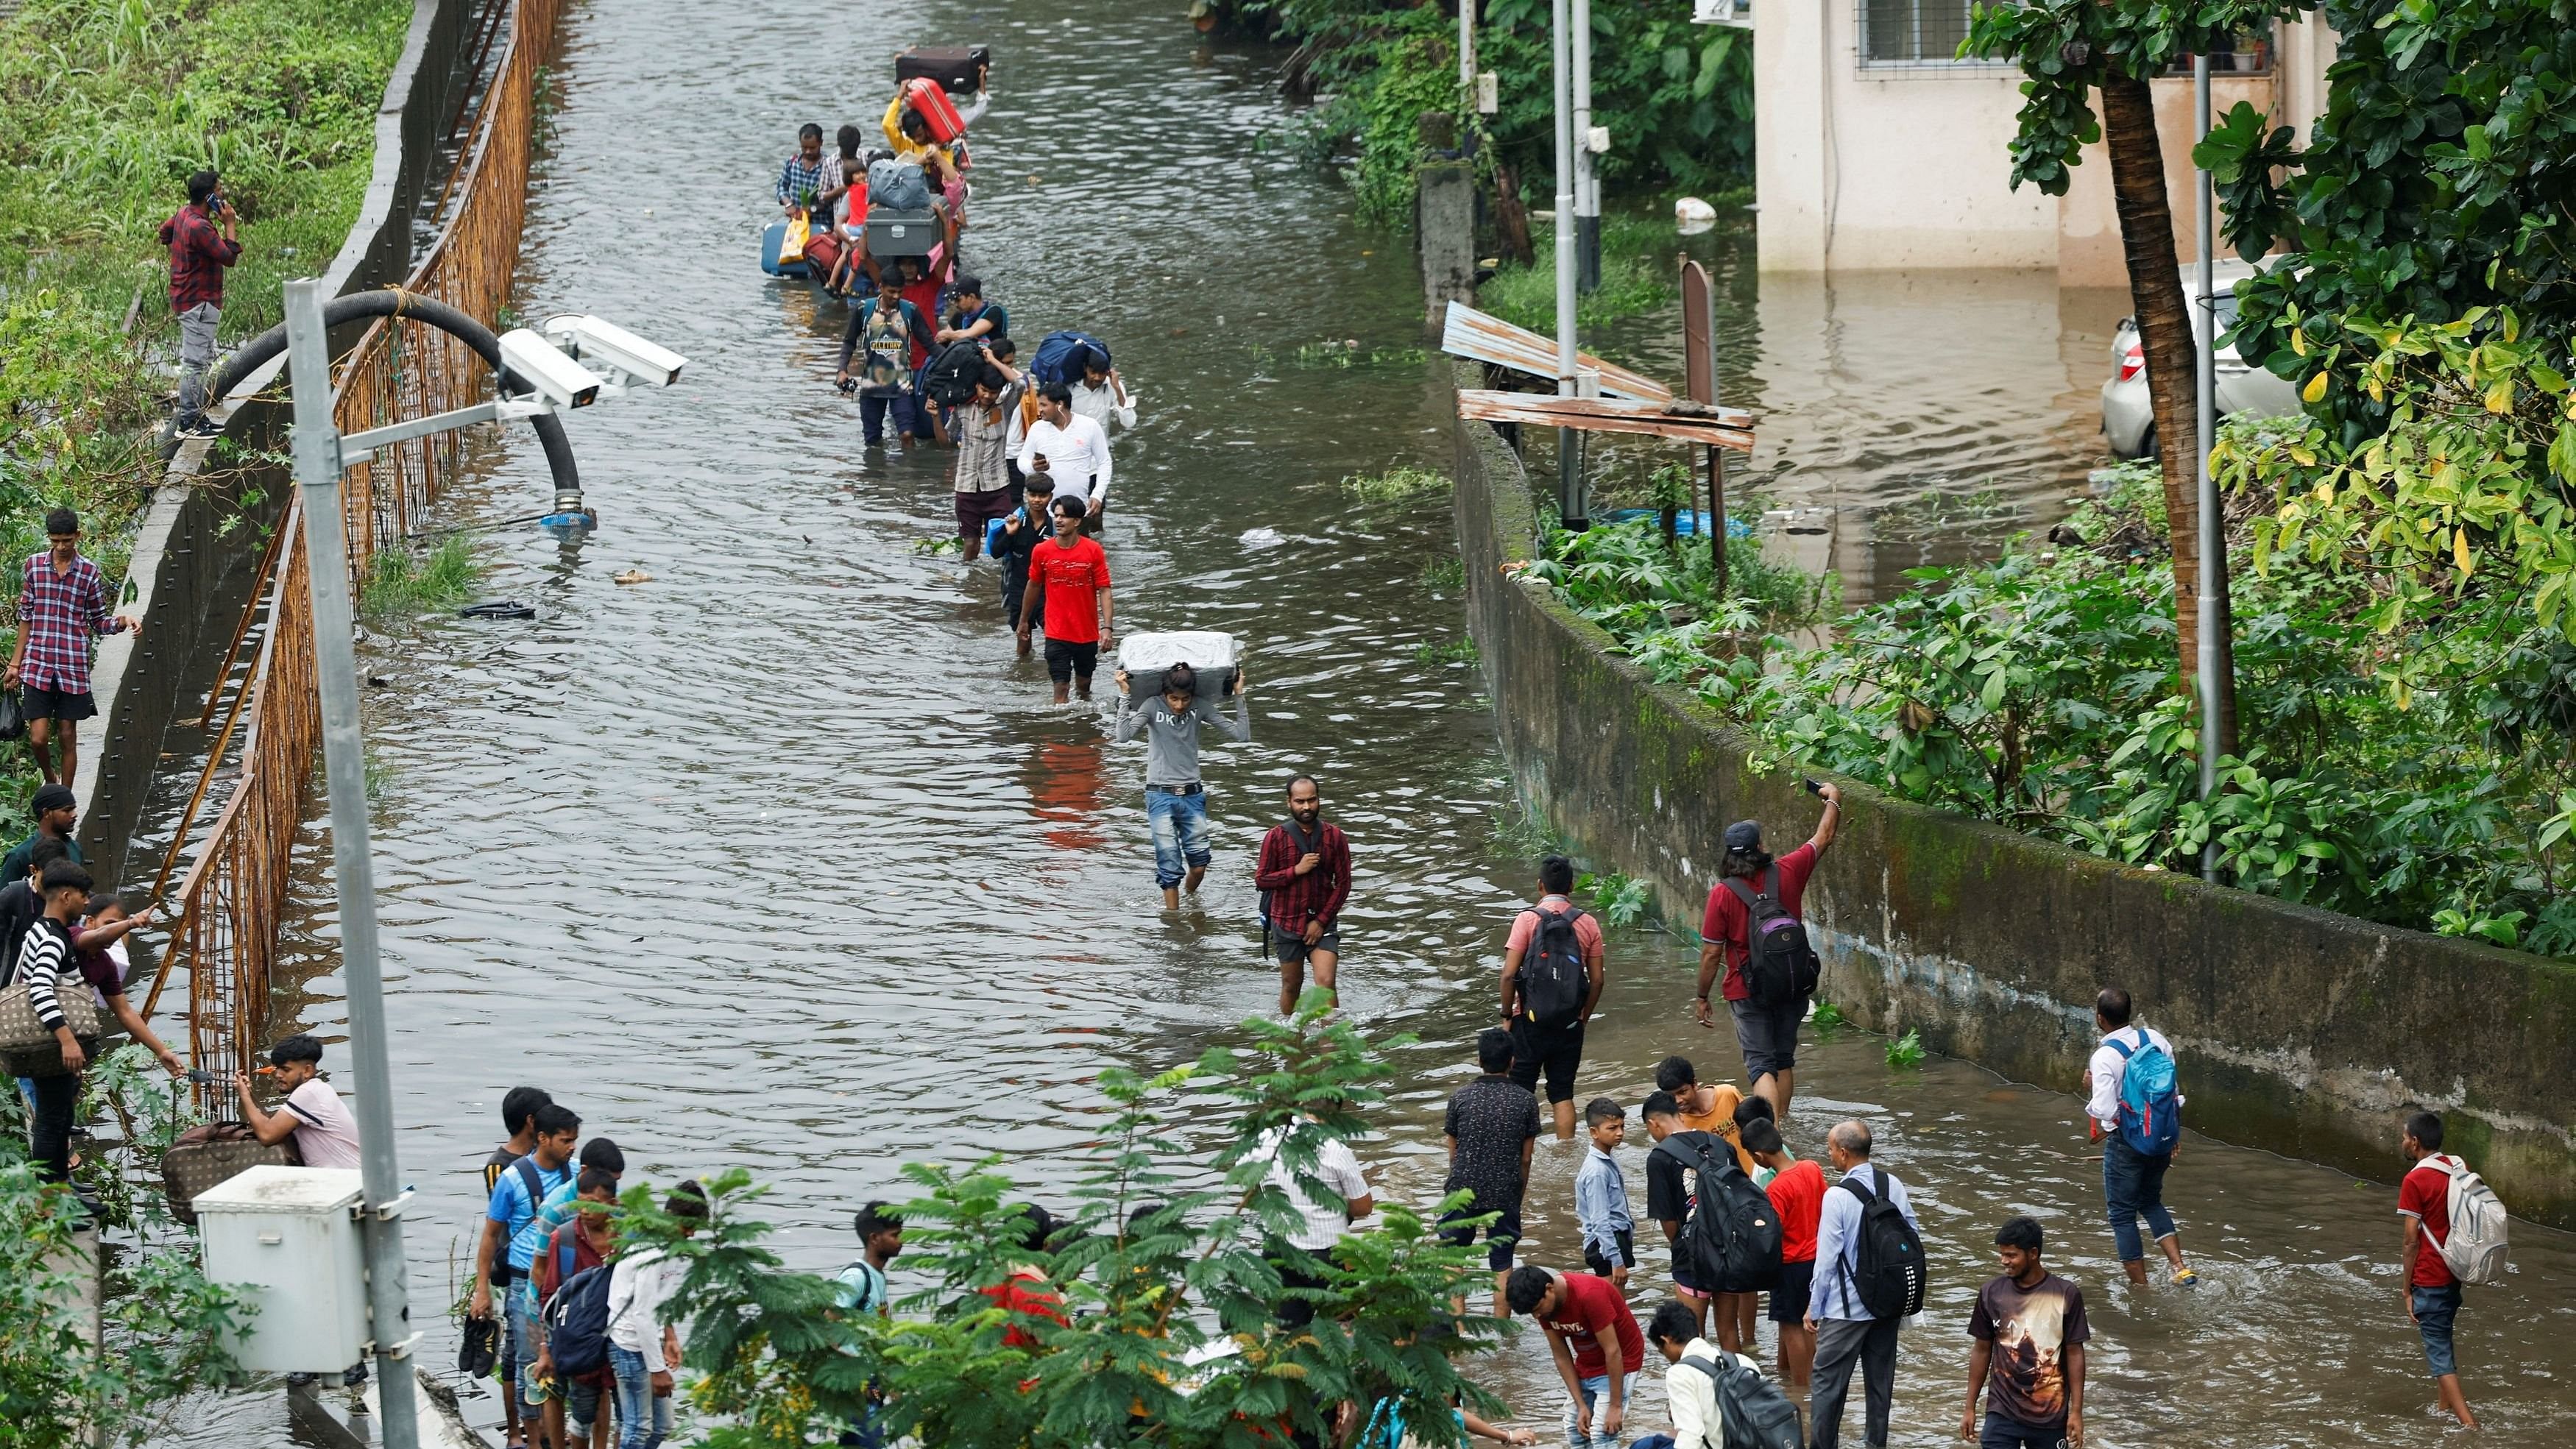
1119, 631, 1240, 700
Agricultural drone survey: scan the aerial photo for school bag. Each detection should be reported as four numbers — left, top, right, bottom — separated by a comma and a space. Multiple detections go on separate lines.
921, 339, 985, 407
867, 157, 932, 211
1836, 1172, 1927, 1319
1677, 1350, 1805, 1449
2420, 1155, 2511, 1285
1653, 1134, 1783, 1295
540, 1262, 618, 1377
1030, 330, 1112, 387
1515, 904, 1590, 1029
1722, 867, 1820, 1006
2106, 1032, 2182, 1157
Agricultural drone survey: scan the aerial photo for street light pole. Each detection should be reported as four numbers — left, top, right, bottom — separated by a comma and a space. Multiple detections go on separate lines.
282, 277, 421, 1449
1572, 0, 1599, 293
1551, 0, 1585, 528
2193, 54, 2221, 882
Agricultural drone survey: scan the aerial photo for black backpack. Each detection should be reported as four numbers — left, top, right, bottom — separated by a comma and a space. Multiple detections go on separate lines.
1837, 1172, 1928, 1319
1654, 1135, 1783, 1295
1679, 1350, 1805, 1449
921, 339, 984, 407
1515, 904, 1590, 1029
540, 1262, 619, 1377
1724, 868, 1820, 1006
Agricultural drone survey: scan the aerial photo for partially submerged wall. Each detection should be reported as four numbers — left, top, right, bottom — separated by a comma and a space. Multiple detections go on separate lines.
1451, 361, 2576, 1225
79, 0, 475, 885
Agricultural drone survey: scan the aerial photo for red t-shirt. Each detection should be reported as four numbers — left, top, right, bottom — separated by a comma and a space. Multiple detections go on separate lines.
982, 1269, 1067, 1349
1544, 1271, 1643, 1379
1032, 535, 1111, 642
1700, 842, 1819, 1002
1764, 1158, 1827, 1264
2399, 1157, 2460, 1289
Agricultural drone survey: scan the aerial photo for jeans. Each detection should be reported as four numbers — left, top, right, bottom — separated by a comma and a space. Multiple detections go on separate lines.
506, 1292, 543, 1423
2103, 1135, 2178, 1264
2413, 1283, 2463, 1378
1559, 1370, 1635, 1449
1000, 553, 1030, 623
566, 1375, 605, 1437
860, 391, 926, 446
177, 302, 221, 427
1146, 788, 1213, 889
28, 1071, 77, 1183
1811, 1315, 1900, 1448
608, 1346, 672, 1449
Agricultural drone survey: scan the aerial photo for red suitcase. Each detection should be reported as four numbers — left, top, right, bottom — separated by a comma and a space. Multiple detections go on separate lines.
905, 77, 967, 144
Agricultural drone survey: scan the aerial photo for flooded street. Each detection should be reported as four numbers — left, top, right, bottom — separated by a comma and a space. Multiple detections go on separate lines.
156, 0, 2576, 1443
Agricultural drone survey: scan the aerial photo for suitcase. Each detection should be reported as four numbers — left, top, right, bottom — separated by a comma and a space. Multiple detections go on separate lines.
1118, 631, 1241, 701
161, 1121, 298, 1226
896, 44, 990, 96
760, 220, 811, 278
905, 77, 968, 144
865, 209, 941, 258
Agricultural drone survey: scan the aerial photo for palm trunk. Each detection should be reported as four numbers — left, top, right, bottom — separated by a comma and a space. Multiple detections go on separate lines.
2098, 76, 2201, 677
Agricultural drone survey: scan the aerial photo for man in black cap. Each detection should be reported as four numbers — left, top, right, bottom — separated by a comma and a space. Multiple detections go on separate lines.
1, 782, 82, 884
1694, 784, 1841, 1119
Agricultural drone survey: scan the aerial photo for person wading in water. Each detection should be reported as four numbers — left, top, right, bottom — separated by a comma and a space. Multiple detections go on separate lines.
1255, 774, 1351, 1013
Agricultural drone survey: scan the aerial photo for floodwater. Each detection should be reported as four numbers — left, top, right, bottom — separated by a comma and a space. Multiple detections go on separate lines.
151, 0, 2575, 1445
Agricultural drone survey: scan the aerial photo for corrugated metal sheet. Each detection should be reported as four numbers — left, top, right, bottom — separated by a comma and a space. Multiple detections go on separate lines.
1438, 301, 1674, 403
1455, 389, 1754, 450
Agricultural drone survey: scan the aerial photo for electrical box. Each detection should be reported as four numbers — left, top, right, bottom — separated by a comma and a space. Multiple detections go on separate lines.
1585, 125, 1612, 155
1476, 71, 1498, 114
197, 1166, 369, 1374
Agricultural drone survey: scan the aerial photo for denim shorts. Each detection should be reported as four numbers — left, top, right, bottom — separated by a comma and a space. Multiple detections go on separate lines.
2413, 1283, 2463, 1378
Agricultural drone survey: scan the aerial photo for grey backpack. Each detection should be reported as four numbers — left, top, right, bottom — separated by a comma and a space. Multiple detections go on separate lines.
867, 157, 931, 211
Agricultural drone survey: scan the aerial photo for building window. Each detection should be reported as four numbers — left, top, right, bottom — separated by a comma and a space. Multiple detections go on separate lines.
1856, 0, 2000, 71
2166, 24, 2275, 75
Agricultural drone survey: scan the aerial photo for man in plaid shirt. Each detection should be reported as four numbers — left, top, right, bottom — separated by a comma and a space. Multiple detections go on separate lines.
6, 509, 138, 787
1254, 775, 1354, 1013
157, 169, 242, 439
776, 122, 828, 216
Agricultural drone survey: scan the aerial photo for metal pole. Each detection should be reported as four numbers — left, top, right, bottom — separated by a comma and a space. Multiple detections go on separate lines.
283, 278, 421, 1449
1572, 0, 1599, 293
1459, 0, 1475, 91
2193, 54, 2221, 882
1551, 0, 1584, 528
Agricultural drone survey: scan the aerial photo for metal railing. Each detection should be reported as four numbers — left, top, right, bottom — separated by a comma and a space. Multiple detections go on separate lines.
140, 0, 561, 1108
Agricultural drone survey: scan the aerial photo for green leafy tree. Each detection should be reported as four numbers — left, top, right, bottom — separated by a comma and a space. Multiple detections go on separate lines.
636, 996, 1507, 1449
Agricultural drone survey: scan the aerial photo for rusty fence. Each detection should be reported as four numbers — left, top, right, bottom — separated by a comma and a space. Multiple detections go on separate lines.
141, 0, 562, 1107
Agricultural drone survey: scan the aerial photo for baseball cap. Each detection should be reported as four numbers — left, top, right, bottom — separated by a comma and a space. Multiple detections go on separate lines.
1723, 820, 1763, 852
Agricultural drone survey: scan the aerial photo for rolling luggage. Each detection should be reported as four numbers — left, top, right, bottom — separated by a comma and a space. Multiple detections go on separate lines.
864, 209, 941, 258
903, 77, 968, 144
760, 220, 812, 278
896, 44, 991, 95
1118, 631, 1240, 700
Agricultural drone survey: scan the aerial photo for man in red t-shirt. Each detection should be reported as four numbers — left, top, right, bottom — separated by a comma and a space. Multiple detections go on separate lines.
2398, 1110, 2480, 1429
1745, 1116, 1825, 1395
1695, 783, 1841, 1119
1017, 495, 1114, 703
1505, 1266, 1641, 1449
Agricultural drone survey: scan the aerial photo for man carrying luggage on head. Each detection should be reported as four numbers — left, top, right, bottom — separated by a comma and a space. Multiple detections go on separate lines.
1255, 774, 1351, 1013
1112, 660, 1250, 910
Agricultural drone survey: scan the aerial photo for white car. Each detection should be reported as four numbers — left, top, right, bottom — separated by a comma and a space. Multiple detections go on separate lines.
2101, 258, 2304, 460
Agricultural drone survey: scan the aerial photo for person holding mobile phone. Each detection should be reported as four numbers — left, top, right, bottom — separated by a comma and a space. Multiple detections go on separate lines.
159, 169, 242, 440
1694, 779, 1841, 1121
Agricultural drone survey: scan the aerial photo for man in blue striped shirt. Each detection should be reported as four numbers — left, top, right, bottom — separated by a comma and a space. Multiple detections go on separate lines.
1805, 1120, 1919, 1449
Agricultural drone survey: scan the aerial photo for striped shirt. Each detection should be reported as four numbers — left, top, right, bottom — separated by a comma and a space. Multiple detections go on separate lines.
12, 917, 71, 1033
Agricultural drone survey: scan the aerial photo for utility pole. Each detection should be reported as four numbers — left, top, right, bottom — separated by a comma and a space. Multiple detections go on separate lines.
282, 277, 421, 1449
2193, 54, 2221, 882
1572, 0, 1599, 293
1551, 0, 1585, 528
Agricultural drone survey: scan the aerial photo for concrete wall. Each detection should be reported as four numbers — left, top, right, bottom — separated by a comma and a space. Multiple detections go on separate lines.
1755, 6, 2332, 278
1448, 361, 2576, 1227
77, 0, 476, 887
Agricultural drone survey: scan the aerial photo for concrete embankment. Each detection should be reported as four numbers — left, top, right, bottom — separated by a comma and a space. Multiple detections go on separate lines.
76, 0, 478, 885
1448, 359, 2576, 1227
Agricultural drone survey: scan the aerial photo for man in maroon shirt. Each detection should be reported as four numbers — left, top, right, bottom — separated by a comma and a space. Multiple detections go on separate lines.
1695, 783, 1841, 1119
158, 169, 243, 439
1505, 1265, 1642, 1449
1253, 774, 1351, 1013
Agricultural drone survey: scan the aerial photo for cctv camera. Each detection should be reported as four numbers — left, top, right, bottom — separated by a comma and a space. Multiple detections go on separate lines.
540, 314, 687, 388
498, 328, 602, 410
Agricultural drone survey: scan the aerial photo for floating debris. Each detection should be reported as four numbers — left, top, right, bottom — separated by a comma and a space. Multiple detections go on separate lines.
614, 569, 652, 585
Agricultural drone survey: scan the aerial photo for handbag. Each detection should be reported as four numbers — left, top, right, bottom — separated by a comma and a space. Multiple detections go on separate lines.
160, 1119, 298, 1225
0, 688, 23, 743
778, 213, 811, 265
0, 935, 100, 1078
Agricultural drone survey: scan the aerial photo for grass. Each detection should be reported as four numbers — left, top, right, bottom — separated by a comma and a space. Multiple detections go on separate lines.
1419, 553, 1466, 592
1479, 211, 1680, 334
1342, 467, 1451, 504
1577, 870, 1652, 928
1886, 1028, 1926, 1069
1809, 999, 1847, 1032
359, 535, 480, 624
1412, 637, 1479, 667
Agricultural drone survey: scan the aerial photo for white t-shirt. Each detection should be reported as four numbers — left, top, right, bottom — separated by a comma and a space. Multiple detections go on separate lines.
2087, 1024, 2178, 1129
285, 1078, 362, 1167
1256, 1127, 1370, 1250
1014, 414, 1114, 503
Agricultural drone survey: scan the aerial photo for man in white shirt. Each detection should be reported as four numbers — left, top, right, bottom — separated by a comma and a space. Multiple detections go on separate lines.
1014, 383, 1113, 524
234, 1032, 361, 1168
1805, 1120, 1917, 1449
2082, 985, 2198, 1288
1070, 354, 1137, 431
607, 1183, 706, 1449
1253, 1119, 1373, 1327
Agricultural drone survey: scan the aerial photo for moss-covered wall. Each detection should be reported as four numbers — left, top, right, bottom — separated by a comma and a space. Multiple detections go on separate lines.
1451, 361, 2576, 1227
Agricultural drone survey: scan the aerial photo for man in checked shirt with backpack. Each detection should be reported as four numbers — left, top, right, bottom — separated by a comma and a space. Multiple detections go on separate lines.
5, 509, 137, 787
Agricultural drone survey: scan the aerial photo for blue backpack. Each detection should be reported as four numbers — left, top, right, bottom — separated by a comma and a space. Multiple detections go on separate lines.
1030, 330, 1111, 387
2108, 1032, 2182, 1156
540, 1263, 618, 1377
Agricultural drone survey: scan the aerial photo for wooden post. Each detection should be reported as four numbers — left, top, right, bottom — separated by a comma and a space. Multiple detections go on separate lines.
1680, 260, 1727, 598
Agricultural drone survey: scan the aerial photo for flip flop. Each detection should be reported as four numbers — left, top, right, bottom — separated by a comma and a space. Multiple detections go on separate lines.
2172, 1267, 2201, 1288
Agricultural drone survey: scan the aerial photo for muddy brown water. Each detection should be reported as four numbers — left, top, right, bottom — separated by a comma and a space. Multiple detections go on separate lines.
149, 0, 2575, 1443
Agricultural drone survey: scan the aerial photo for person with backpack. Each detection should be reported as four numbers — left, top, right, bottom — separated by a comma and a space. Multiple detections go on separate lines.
1255, 775, 1352, 1014
2081, 987, 2198, 1289
1805, 1120, 1922, 1449
1696, 788, 1839, 1122
1643, 1091, 1783, 1356
1440, 1028, 1542, 1315
1647, 1300, 1804, 1449
1504, 1266, 1641, 1449
531, 1167, 622, 1449
471, 1102, 582, 1449
951, 360, 1024, 560
1961, 1216, 2088, 1449
1072, 351, 1138, 433
988, 472, 1055, 648
1111, 661, 1250, 910
1500, 855, 1605, 1141
835, 272, 938, 449
2399, 1110, 2496, 1430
